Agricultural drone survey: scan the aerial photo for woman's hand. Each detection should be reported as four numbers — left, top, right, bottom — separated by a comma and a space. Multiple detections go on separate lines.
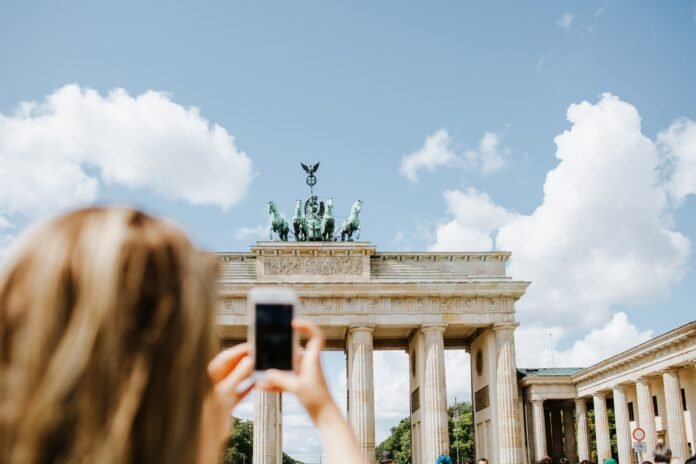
198, 343, 254, 463
260, 320, 333, 422
260, 320, 368, 463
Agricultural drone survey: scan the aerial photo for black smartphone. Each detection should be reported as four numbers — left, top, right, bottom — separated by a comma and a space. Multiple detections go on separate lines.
248, 287, 297, 378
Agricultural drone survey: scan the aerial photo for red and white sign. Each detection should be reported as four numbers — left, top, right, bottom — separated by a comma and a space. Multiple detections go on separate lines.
632, 427, 646, 442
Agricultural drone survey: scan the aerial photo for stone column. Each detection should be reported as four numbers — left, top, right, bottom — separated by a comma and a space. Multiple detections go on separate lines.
663, 369, 689, 463
563, 402, 578, 464
347, 325, 376, 460
494, 323, 523, 464
575, 398, 591, 462
635, 377, 657, 461
253, 390, 282, 464
532, 400, 548, 461
593, 392, 612, 463
613, 386, 632, 464
420, 325, 449, 464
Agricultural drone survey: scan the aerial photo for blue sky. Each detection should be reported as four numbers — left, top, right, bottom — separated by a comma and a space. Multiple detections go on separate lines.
2, 1, 696, 460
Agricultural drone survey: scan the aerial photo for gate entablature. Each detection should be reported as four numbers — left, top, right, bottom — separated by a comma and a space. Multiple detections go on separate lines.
216, 242, 529, 347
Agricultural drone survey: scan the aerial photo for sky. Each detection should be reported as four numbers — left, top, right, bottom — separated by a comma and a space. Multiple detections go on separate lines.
1, 1, 696, 461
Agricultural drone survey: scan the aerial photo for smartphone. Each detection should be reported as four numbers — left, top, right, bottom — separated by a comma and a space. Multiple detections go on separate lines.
248, 287, 298, 379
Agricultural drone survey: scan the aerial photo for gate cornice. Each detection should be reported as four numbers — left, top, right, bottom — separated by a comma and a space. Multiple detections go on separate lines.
217, 281, 530, 299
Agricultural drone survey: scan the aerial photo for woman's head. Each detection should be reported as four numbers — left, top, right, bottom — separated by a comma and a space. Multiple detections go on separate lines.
0, 207, 219, 464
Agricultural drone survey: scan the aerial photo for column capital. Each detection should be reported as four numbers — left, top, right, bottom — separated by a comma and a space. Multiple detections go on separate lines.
531, 399, 545, 405
421, 323, 447, 333
349, 324, 375, 333
660, 367, 682, 375
612, 385, 627, 394
592, 391, 609, 399
493, 322, 520, 332
574, 397, 589, 405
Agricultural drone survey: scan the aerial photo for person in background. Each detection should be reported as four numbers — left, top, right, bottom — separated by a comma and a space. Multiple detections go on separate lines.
603, 458, 617, 464
0, 207, 366, 464
579, 460, 592, 464
477, 459, 488, 464
654, 444, 673, 463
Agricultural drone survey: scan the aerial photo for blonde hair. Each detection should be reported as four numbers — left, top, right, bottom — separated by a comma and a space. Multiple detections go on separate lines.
0, 207, 219, 464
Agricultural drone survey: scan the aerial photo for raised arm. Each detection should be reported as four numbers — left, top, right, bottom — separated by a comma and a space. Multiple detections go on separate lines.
261, 320, 368, 464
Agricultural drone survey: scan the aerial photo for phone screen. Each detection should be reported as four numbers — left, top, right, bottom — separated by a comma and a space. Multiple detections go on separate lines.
255, 303, 293, 371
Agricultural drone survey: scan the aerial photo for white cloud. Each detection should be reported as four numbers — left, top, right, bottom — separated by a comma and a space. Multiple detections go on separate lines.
430, 94, 694, 333
556, 12, 574, 31
658, 118, 696, 204
445, 350, 471, 405
233, 223, 269, 241
556, 312, 652, 366
516, 312, 653, 368
463, 131, 509, 174
595, 6, 606, 17
373, 351, 410, 443
399, 129, 458, 182
0, 84, 253, 254
372, 350, 472, 445
515, 323, 564, 369
399, 129, 509, 182
536, 55, 546, 75
430, 188, 516, 251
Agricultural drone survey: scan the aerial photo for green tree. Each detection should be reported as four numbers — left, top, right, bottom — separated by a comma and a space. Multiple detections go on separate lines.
448, 401, 474, 463
224, 418, 253, 464
282, 453, 303, 464
376, 417, 412, 464
376, 401, 475, 464
224, 417, 304, 464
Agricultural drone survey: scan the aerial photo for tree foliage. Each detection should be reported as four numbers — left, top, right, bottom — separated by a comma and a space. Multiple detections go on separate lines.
376, 401, 475, 464
224, 418, 253, 464
224, 417, 304, 464
376, 417, 412, 464
448, 401, 474, 463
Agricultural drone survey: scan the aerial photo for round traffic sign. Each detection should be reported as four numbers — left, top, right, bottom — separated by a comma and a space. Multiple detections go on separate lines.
632, 427, 646, 442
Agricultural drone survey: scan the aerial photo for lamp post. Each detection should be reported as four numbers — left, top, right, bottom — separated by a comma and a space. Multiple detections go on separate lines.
453, 397, 460, 464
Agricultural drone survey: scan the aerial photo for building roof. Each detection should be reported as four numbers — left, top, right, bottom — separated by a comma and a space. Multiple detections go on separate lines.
518, 367, 585, 377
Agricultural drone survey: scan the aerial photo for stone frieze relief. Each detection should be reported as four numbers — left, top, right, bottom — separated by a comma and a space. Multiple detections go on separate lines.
263, 256, 363, 275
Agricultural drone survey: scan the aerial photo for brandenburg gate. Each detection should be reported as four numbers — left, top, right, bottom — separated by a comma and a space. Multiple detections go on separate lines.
216, 241, 530, 464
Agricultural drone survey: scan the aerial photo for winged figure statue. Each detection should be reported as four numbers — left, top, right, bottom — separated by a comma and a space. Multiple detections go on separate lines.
301, 162, 320, 175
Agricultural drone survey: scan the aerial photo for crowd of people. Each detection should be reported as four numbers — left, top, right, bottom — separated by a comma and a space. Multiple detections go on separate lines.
437, 448, 696, 464
530, 443, 696, 464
